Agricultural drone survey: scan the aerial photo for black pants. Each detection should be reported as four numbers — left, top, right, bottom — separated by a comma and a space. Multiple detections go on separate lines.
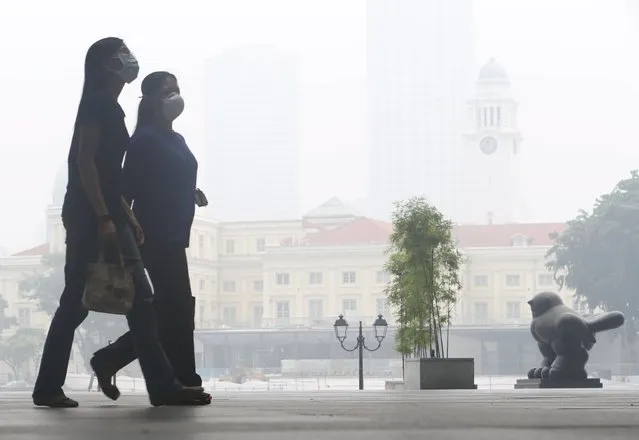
93, 240, 201, 387
33, 224, 178, 399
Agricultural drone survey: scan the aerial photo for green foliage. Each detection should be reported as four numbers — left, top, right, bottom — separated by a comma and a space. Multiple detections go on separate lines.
0, 295, 16, 333
19, 253, 127, 372
546, 170, 639, 350
0, 328, 45, 379
384, 197, 463, 359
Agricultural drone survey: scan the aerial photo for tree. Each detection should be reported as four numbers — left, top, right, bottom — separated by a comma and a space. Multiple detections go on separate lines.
546, 170, 639, 358
19, 253, 127, 372
384, 197, 463, 359
0, 328, 45, 380
0, 294, 16, 333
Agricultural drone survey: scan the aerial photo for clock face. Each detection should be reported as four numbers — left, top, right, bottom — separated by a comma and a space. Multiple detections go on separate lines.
479, 136, 498, 155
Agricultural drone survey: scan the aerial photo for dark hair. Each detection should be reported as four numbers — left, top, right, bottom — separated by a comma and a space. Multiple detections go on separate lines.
134, 71, 176, 133
74, 37, 124, 127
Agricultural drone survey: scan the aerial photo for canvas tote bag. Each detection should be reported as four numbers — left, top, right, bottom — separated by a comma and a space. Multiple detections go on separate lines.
82, 251, 134, 315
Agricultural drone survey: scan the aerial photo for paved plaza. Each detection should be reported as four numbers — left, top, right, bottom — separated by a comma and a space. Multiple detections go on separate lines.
1, 389, 638, 439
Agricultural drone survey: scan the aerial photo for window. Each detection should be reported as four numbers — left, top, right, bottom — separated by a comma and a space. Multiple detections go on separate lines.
506, 302, 520, 320
512, 235, 529, 247
199, 279, 207, 292
537, 273, 554, 287
256, 238, 265, 253
342, 271, 357, 284
253, 304, 263, 327
223, 281, 236, 293
253, 280, 263, 292
222, 307, 236, 326
473, 275, 488, 287
199, 305, 205, 326
375, 270, 390, 284
280, 237, 294, 246
505, 274, 521, 287
342, 299, 357, 316
309, 272, 323, 285
474, 302, 489, 323
309, 300, 323, 321
198, 234, 206, 258
276, 273, 291, 286
496, 107, 501, 126
225, 239, 235, 254
17, 308, 31, 327
376, 298, 390, 317
276, 301, 290, 319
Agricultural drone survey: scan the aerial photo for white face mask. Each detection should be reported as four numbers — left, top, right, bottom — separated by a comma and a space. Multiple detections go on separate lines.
114, 53, 140, 84
162, 92, 185, 121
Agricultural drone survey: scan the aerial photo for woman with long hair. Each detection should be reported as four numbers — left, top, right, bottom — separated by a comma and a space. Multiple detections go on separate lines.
32, 38, 210, 408
91, 71, 208, 396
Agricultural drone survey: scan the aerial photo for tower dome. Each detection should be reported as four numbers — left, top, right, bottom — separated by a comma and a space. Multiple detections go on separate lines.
52, 162, 67, 206
478, 58, 509, 84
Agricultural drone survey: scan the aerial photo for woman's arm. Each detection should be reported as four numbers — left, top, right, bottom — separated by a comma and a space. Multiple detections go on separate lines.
77, 123, 109, 217
122, 135, 152, 205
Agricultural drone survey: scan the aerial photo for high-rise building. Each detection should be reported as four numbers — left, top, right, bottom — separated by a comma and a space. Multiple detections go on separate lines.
366, 0, 475, 221
204, 45, 301, 221
463, 59, 523, 224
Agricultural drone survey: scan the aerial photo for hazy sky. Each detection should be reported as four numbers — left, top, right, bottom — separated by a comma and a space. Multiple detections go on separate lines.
0, 0, 637, 253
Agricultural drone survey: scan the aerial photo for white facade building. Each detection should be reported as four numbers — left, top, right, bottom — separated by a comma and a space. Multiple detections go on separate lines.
1, 194, 572, 335
463, 59, 523, 224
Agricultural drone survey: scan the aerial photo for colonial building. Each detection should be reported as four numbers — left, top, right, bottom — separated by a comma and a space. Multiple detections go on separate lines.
1, 196, 575, 332
1, 194, 583, 377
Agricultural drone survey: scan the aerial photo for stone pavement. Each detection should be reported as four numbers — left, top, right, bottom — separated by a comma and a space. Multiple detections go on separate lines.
1, 389, 638, 439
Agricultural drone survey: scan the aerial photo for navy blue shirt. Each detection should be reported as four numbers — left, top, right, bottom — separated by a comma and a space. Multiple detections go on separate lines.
123, 126, 198, 248
62, 90, 129, 237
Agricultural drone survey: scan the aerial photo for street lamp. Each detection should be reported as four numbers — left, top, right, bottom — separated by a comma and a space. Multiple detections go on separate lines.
333, 314, 388, 390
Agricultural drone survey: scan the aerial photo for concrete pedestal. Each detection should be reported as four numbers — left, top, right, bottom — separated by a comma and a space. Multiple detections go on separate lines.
404, 358, 477, 390
515, 378, 603, 389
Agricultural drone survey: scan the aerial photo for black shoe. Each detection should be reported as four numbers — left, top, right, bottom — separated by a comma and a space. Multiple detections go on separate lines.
33, 394, 79, 408
90, 356, 121, 401
150, 386, 212, 407
178, 374, 203, 388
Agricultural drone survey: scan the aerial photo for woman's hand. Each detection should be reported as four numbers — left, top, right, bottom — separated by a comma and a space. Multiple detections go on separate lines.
98, 217, 123, 265
120, 197, 145, 245
195, 188, 208, 207
130, 215, 145, 245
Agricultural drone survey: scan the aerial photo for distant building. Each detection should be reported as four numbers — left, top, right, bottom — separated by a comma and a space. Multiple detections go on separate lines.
0, 194, 572, 379
2, 192, 571, 334
366, 0, 476, 221
462, 58, 523, 224
1, 175, 578, 376
202, 45, 301, 221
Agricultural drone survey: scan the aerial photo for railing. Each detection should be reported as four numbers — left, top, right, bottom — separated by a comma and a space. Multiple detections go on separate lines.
196, 316, 396, 330
196, 316, 394, 330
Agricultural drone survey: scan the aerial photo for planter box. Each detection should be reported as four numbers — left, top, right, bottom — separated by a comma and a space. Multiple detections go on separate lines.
385, 380, 405, 391
404, 358, 477, 390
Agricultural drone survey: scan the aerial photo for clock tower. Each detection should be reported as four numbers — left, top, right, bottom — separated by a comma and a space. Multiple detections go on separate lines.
463, 58, 523, 224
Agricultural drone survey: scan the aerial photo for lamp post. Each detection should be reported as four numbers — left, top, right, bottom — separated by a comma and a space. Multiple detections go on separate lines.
333, 314, 388, 390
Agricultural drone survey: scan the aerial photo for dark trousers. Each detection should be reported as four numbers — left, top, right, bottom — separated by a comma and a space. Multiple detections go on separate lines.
93, 240, 201, 387
33, 224, 177, 399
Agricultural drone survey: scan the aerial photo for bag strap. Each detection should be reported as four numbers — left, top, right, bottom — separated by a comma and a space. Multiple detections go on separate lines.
97, 245, 125, 267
